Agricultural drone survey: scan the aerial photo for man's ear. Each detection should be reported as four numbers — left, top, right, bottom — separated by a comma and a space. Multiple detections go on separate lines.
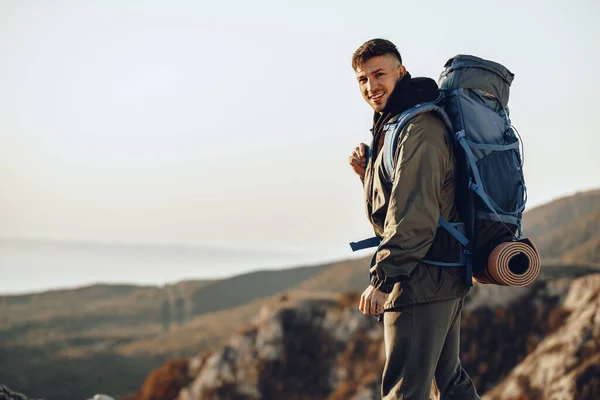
397, 64, 407, 78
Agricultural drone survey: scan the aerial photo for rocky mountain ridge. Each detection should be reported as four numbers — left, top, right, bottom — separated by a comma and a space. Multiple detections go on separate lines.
128, 270, 600, 400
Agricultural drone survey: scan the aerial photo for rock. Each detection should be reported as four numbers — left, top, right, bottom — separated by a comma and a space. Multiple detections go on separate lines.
135, 272, 600, 399
183, 295, 383, 400
483, 274, 600, 400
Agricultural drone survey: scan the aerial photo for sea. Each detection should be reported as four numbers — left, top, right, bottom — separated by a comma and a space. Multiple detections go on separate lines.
0, 239, 341, 295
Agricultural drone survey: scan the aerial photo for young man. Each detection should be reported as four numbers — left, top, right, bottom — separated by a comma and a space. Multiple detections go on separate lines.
349, 38, 480, 400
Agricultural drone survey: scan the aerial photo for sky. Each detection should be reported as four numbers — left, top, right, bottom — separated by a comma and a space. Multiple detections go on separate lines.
1, 0, 599, 277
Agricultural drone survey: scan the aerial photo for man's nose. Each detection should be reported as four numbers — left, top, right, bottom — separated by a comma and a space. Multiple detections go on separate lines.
366, 79, 375, 93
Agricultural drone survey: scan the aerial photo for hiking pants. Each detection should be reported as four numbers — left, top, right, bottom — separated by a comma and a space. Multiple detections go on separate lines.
381, 296, 480, 400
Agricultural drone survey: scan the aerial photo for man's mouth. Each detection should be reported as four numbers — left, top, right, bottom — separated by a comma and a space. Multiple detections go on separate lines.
370, 92, 384, 102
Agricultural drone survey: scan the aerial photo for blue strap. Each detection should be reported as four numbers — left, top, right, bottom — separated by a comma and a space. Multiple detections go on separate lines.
476, 211, 521, 226
470, 182, 506, 218
369, 253, 380, 321
350, 216, 474, 285
349, 236, 380, 252
473, 180, 525, 217
465, 249, 473, 287
464, 139, 520, 151
382, 103, 453, 181
457, 132, 526, 216
470, 181, 523, 220
422, 217, 469, 272
348, 237, 380, 287
422, 260, 465, 267
470, 182, 520, 241
437, 217, 470, 247
456, 131, 486, 188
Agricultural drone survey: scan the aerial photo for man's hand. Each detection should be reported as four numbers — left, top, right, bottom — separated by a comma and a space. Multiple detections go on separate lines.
349, 143, 368, 179
359, 285, 388, 316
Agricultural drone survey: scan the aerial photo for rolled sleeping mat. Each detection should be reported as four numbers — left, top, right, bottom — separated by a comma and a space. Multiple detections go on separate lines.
473, 238, 540, 287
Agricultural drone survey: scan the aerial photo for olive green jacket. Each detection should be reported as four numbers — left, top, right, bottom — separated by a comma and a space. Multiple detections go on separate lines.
362, 112, 470, 308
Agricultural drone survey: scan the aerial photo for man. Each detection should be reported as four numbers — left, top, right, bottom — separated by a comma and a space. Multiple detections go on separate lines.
348, 38, 480, 399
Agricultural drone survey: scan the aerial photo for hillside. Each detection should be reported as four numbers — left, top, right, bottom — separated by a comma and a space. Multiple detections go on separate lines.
2, 188, 600, 399
0, 263, 333, 399
126, 271, 600, 400
523, 189, 600, 264
523, 189, 600, 238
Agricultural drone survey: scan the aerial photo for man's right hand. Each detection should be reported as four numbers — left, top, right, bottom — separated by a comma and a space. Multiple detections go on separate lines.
349, 143, 368, 179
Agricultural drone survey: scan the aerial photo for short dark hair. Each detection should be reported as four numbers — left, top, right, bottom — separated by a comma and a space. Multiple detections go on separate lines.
352, 38, 402, 71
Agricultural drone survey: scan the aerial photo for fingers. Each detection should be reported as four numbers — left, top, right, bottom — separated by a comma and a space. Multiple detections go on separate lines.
349, 155, 366, 169
371, 299, 378, 315
359, 293, 366, 314
348, 157, 364, 170
350, 150, 366, 163
360, 290, 384, 316
359, 289, 387, 316
370, 298, 383, 316
359, 143, 367, 157
360, 287, 371, 315
348, 155, 366, 179
349, 146, 367, 167
360, 285, 389, 317
348, 157, 365, 168
363, 294, 370, 315
356, 148, 366, 165
367, 298, 374, 315
360, 295, 373, 315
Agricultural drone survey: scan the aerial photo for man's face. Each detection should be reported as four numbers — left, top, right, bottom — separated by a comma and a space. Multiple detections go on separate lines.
355, 54, 406, 113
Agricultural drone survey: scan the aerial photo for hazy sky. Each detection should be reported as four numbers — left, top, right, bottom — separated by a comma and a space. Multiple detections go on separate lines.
2, 0, 599, 261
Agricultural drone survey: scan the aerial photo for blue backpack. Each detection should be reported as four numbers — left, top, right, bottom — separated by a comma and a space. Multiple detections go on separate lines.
350, 55, 527, 286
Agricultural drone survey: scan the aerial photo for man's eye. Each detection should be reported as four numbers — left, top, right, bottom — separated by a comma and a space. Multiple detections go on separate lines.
376, 72, 384, 78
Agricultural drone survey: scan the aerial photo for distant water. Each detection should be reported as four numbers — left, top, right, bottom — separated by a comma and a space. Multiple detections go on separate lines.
0, 239, 341, 295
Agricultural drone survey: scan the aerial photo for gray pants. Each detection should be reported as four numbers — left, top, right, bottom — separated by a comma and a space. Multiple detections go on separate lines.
381, 297, 480, 400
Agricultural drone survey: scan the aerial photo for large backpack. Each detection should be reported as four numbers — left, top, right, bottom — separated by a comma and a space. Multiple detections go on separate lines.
350, 55, 528, 286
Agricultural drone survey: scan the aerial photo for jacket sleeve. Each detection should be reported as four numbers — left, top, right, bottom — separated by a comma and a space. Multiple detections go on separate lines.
369, 118, 445, 293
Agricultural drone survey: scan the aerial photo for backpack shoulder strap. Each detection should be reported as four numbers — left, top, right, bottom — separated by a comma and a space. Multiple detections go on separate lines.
381, 103, 453, 181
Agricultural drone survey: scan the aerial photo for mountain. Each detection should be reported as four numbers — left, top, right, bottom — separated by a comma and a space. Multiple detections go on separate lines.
2, 188, 600, 399
126, 269, 600, 400
523, 189, 600, 264
523, 189, 600, 238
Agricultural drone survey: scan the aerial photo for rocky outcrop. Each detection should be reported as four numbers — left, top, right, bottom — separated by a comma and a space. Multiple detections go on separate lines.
459, 275, 577, 393
174, 276, 581, 399
177, 294, 385, 400
130, 272, 600, 400
483, 274, 600, 400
